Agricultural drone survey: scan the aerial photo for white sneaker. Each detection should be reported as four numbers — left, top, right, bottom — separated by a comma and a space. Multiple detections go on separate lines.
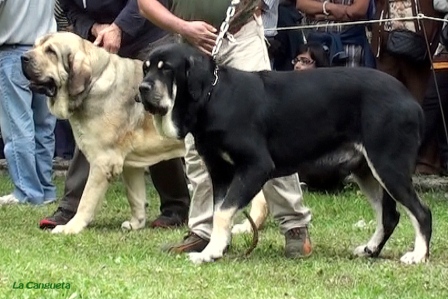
0, 194, 20, 205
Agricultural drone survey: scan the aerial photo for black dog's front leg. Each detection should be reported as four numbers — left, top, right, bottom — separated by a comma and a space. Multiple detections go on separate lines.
207, 157, 235, 206
188, 161, 271, 264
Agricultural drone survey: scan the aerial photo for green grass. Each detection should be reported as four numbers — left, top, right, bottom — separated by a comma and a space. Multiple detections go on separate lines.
0, 175, 447, 299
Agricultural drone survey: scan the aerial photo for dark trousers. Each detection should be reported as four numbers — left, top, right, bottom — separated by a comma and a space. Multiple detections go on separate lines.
59, 147, 190, 218
418, 70, 448, 170
376, 51, 431, 105
54, 120, 75, 159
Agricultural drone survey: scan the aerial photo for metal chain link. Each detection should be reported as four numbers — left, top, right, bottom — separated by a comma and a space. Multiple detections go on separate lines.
211, 0, 241, 61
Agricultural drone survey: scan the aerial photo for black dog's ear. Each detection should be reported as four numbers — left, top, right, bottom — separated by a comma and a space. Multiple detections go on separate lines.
186, 54, 210, 101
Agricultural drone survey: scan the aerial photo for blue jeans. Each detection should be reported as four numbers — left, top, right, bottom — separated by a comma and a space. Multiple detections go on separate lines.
0, 45, 56, 204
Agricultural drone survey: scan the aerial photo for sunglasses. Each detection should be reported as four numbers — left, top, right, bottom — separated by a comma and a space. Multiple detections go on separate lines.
291, 57, 315, 65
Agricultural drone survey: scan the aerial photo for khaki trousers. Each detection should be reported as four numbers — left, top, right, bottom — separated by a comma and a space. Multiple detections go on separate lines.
186, 16, 311, 239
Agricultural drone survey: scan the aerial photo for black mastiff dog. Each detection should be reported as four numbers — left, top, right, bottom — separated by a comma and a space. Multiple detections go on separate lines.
138, 43, 432, 265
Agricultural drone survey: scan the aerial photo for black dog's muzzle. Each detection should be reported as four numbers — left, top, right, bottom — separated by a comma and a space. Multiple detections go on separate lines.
138, 82, 168, 116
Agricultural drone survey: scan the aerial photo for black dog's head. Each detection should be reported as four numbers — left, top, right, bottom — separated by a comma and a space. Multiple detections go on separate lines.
138, 43, 214, 139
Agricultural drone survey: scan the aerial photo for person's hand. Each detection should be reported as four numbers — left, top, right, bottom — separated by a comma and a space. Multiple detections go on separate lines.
180, 21, 218, 55
90, 23, 109, 38
326, 3, 348, 20
314, 13, 337, 21
93, 23, 122, 54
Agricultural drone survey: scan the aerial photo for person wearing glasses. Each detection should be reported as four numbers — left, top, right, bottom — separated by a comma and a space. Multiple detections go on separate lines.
292, 42, 330, 70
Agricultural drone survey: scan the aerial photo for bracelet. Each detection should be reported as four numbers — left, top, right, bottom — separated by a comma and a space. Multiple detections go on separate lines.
322, 0, 330, 16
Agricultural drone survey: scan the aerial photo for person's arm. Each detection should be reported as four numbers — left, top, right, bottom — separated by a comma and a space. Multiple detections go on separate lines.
114, 0, 147, 38
59, 0, 96, 39
137, 0, 190, 34
137, 0, 217, 55
344, 0, 370, 20
297, 0, 369, 21
93, 0, 148, 54
296, 0, 329, 16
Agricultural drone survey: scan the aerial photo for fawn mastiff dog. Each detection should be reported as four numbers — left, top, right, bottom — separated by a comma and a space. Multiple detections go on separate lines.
139, 43, 432, 265
21, 32, 186, 234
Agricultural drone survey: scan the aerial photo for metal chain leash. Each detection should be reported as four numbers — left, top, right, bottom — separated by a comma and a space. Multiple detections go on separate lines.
209, 0, 241, 86
211, 0, 241, 60
208, 0, 240, 91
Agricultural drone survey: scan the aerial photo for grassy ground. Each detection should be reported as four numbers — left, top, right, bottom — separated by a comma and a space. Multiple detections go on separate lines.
0, 175, 447, 299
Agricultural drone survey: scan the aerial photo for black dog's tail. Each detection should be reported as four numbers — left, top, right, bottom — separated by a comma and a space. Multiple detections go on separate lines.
242, 210, 259, 256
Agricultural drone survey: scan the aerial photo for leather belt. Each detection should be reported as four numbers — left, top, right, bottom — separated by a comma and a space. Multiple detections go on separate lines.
228, 7, 262, 35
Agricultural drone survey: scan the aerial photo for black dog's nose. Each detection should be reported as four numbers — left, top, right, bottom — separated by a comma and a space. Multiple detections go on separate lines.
137, 82, 153, 103
139, 82, 153, 95
21, 54, 31, 64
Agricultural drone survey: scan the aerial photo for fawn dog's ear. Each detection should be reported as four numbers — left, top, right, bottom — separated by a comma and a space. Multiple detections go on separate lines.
67, 51, 92, 97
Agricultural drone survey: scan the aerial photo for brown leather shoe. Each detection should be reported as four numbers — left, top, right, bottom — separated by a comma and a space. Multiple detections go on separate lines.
162, 232, 209, 254
284, 227, 312, 258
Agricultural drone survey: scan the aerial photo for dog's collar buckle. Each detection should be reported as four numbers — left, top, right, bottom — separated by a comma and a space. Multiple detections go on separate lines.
207, 65, 219, 102
212, 65, 219, 86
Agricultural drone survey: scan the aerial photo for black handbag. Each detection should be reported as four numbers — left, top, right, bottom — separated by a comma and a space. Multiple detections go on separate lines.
381, 0, 428, 63
386, 29, 428, 62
